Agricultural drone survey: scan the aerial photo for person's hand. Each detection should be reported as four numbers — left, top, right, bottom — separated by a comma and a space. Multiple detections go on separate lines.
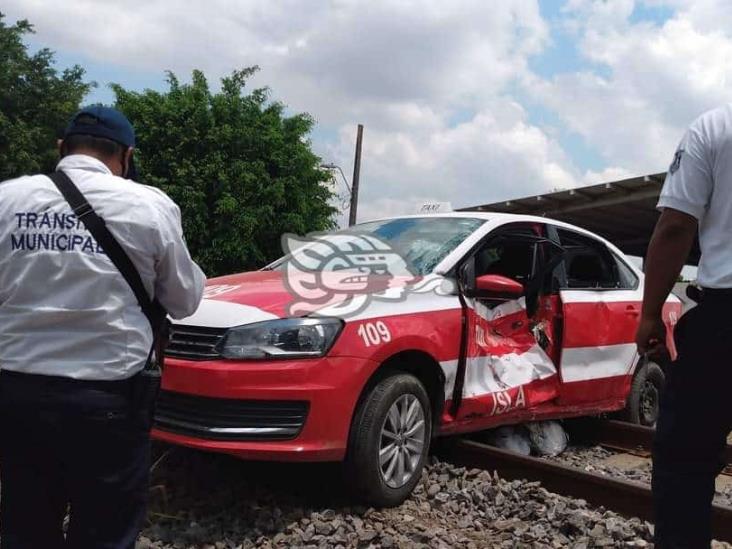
635, 313, 668, 360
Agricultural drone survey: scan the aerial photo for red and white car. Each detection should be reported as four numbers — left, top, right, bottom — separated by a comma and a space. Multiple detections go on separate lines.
153, 213, 680, 505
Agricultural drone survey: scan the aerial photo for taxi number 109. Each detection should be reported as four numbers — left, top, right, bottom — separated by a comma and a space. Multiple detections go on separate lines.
357, 321, 392, 347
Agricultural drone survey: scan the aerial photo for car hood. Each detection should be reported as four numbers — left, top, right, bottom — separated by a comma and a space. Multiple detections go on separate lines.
175, 270, 431, 328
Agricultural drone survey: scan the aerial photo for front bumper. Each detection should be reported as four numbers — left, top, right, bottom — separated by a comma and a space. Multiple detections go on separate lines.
152, 355, 377, 462
154, 391, 309, 441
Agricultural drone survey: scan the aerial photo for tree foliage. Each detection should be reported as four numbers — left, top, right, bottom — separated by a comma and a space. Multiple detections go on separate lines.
0, 13, 92, 180
0, 15, 334, 276
112, 69, 336, 276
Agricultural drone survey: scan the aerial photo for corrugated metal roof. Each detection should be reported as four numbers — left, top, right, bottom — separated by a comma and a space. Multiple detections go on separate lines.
457, 172, 700, 264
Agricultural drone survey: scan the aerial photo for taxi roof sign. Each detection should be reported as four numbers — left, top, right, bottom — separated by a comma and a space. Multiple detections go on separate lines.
416, 201, 453, 214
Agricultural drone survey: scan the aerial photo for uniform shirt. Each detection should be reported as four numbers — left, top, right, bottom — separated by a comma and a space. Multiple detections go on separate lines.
658, 103, 732, 288
0, 154, 206, 380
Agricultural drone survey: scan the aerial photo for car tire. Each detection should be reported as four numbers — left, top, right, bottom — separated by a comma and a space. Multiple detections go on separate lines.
344, 373, 432, 507
621, 360, 665, 426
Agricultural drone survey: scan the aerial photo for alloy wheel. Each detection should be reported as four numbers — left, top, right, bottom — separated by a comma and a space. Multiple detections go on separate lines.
378, 394, 426, 488
640, 379, 660, 426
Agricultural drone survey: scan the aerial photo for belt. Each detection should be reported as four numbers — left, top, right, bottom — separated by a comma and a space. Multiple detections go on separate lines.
688, 286, 732, 303
700, 287, 732, 296
0, 369, 136, 395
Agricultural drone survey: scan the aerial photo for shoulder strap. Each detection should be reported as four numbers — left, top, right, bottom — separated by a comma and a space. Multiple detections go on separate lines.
48, 170, 167, 333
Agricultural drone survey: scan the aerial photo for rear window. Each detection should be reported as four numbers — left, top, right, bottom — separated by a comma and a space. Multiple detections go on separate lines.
613, 253, 639, 289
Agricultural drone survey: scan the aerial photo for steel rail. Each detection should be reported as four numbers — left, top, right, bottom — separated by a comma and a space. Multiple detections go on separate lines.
582, 420, 732, 463
445, 438, 732, 543
580, 420, 732, 474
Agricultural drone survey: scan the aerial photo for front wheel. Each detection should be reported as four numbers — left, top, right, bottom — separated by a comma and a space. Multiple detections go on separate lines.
344, 373, 432, 507
621, 360, 665, 426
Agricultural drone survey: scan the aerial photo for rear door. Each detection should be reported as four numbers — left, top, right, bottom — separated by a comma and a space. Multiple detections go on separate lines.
552, 228, 641, 405
455, 224, 561, 420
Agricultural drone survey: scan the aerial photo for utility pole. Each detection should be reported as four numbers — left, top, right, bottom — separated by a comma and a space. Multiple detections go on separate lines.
349, 124, 364, 226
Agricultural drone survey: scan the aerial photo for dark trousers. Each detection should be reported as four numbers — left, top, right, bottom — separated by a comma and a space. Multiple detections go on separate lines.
0, 370, 152, 549
652, 299, 732, 548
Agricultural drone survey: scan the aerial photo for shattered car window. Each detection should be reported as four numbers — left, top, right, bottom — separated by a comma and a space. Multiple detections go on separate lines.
343, 217, 485, 275
268, 217, 485, 276
474, 238, 536, 285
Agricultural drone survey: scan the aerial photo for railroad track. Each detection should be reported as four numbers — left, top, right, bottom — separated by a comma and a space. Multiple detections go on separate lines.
442, 420, 732, 543
582, 419, 732, 477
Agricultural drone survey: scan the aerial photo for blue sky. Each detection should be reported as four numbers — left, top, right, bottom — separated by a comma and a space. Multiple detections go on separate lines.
55, 54, 164, 106
523, 0, 675, 174
6, 0, 729, 222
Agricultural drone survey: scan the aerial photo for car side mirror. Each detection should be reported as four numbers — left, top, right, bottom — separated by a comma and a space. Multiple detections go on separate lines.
470, 274, 524, 299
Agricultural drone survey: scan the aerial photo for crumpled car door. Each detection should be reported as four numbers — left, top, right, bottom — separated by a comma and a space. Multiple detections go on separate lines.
455, 293, 560, 420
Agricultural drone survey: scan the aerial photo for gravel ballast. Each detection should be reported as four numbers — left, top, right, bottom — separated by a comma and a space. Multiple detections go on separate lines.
548, 444, 732, 508
140, 444, 662, 548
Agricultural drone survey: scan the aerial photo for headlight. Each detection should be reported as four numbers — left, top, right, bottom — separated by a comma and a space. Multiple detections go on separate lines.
215, 317, 344, 360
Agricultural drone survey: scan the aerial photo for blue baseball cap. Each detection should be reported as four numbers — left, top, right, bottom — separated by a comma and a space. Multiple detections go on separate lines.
63, 106, 135, 148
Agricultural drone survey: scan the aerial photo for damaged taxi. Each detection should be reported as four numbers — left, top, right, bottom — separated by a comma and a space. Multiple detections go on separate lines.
153, 213, 680, 505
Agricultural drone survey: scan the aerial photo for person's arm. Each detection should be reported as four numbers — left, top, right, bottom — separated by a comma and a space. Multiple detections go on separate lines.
636, 118, 712, 355
636, 209, 696, 354
153, 199, 206, 319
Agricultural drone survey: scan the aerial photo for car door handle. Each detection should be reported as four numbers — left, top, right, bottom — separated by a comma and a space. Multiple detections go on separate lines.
511, 320, 524, 330
625, 305, 640, 317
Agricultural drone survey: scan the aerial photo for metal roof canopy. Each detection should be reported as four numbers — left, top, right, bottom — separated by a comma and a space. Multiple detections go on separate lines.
458, 172, 700, 265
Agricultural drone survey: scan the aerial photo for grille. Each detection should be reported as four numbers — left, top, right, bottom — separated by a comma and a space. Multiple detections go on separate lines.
154, 390, 309, 441
165, 325, 226, 360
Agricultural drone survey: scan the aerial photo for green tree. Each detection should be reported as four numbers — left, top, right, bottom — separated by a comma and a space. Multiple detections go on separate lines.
0, 13, 92, 180
112, 69, 336, 276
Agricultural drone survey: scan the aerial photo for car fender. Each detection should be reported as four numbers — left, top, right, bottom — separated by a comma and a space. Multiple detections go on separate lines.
331, 308, 461, 362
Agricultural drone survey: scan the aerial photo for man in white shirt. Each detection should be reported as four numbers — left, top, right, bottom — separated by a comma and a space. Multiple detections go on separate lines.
637, 104, 732, 548
0, 106, 206, 548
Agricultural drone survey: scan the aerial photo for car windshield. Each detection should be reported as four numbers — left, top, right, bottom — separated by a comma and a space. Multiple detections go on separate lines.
269, 216, 485, 276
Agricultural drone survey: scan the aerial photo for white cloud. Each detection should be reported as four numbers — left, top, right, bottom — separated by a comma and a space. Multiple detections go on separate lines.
7, 1, 549, 117
529, 0, 732, 174
16, 0, 732, 225
5, 0, 578, 219
582, 166, 635, 185
324, 98, 577, 222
